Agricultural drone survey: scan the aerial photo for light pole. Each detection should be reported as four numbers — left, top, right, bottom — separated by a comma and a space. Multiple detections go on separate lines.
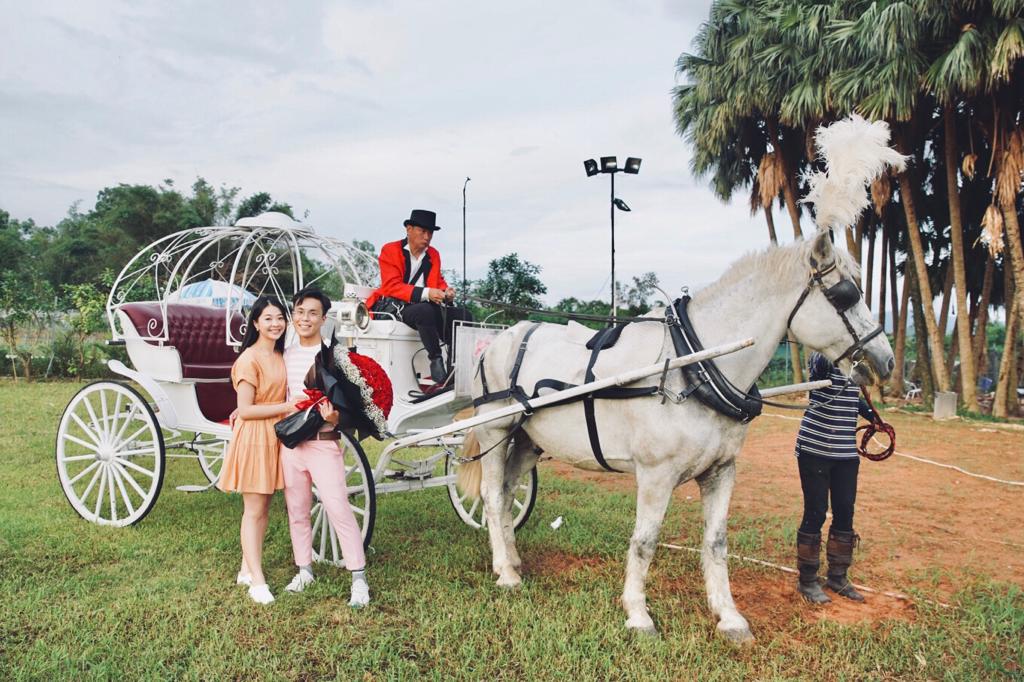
584, 156, 641, 321
462, 176, 470, 303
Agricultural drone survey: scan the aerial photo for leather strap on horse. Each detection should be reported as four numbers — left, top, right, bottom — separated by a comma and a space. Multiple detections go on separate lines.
667, 297, 763, 422
583, 327, 621, 472
855, 388, 895, 461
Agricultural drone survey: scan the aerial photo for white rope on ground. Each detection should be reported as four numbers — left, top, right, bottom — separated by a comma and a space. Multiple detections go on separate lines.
658, 542, 952, 609
761, 413, 1024, 487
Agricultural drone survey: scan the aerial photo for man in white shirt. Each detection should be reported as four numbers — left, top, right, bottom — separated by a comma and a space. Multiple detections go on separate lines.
280, 287, 369, 607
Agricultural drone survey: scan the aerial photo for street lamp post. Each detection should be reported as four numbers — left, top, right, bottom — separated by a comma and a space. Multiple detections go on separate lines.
462, 177, 471, 303
584, 155, 641, 321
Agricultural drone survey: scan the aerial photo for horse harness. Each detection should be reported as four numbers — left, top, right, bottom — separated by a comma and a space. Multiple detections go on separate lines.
470, 262, 886, 472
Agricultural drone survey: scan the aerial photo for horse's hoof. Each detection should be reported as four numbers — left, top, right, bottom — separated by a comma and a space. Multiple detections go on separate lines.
496, 572, 522, 589
717, 624, 754, 646
629, 624, 660, 639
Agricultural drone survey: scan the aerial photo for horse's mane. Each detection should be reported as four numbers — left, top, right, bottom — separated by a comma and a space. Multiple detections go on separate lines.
694, 233, 861, 304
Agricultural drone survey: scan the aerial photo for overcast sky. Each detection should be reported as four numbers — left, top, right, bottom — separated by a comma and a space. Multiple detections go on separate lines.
1, 0, 797, 303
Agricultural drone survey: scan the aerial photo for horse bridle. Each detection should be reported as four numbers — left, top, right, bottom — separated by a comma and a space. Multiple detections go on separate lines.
785, 262, 884, 365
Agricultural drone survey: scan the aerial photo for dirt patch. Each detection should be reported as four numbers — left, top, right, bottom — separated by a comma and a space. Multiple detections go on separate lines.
540, 406, 1024, 599
524, 549, 604, 579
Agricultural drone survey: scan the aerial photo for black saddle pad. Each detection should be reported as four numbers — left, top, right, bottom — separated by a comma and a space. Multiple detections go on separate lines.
585, 322, 630, 351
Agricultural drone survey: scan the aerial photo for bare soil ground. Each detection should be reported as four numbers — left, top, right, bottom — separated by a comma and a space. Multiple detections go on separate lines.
540, 404, 1024, 626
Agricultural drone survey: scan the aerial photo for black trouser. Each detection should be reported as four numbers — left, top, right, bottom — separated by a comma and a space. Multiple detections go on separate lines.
398, 302, 473, 360
797, 452, 859, 534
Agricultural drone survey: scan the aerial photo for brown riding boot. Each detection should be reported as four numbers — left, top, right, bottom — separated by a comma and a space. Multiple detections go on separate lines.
824, 528, 865, 602
796, 531, 831, 604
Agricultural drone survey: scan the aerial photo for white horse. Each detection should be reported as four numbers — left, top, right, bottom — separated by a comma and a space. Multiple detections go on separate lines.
458, 116, 904, 643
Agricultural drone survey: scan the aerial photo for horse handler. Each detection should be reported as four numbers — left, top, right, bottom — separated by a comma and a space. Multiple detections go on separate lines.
280, 288, 369, 607
794, 352, 878, 604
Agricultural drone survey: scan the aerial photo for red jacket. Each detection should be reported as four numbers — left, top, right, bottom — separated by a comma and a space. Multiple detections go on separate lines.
366, 238, 448, 311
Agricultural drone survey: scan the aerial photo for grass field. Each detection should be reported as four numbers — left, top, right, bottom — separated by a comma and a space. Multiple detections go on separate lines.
1, 380, 1021, 680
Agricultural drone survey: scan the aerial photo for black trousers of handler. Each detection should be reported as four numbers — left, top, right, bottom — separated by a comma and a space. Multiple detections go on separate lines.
398, 302, 473, 362
796, 453, 859, 534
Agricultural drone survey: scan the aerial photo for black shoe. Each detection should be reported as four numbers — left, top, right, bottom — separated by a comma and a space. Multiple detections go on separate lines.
429, 357, 449, 384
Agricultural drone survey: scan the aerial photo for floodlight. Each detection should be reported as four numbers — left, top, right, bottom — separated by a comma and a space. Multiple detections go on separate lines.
613, 198, 631, 212
624, 157, 642, 174
600, 156, 618, 173
583, 159, 599, 177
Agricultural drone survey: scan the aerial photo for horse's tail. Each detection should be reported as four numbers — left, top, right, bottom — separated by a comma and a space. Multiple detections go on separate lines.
455, 429, 483, 500
803, 114, 908, 233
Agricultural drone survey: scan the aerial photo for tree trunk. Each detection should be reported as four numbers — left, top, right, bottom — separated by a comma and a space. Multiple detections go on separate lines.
973, 253, 995, 378
1010, 317, 1022, 417
764, 207, 778, 246
888, 229, 900, 332
943, 106, 978, 411
999, 196, 1024, 319
865, 220, 876, 312
787, 332, 804, 384
767, 118, 803, 239
878, 225, 888, 330
909, 267, 935, 407
896, 169, 952, 391
993, 267, 1018, 418
890, 269, 912, 395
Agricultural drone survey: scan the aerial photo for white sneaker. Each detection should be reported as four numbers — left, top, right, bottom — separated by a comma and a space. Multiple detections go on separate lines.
285, 569, 315, 593
236, 572, 252, 586
248, 583, 275, 604
348, 579, 370, 608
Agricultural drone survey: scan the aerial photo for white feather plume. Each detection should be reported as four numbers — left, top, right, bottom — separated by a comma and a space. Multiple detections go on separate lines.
802, 114, 908, 232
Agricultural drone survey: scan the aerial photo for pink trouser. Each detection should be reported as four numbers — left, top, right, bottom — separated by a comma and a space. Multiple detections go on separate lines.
281, 439, 366, 571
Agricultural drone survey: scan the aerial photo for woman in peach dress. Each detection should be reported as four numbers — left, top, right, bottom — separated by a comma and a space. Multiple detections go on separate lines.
218, 296, 295, 604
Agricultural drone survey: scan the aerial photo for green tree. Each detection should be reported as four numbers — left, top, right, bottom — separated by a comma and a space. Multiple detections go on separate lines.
234, 192, 294, 221
473, 254, 547, 323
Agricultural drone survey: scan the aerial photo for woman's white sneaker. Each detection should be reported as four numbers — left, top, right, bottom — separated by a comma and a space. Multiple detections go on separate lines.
348, 580, 370, 608
236, 572, 252, 586
285, 569, 315, 593
248, 583, 275, 604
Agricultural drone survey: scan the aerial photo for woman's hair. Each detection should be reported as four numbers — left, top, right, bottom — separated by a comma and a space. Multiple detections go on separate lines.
239, 296, 287, 353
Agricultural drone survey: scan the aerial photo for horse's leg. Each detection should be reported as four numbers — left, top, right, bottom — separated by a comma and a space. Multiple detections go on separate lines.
696, 458, 753, 644
500, 433, 541, 571
477, 423, 521, 588
622, 464, 676, 635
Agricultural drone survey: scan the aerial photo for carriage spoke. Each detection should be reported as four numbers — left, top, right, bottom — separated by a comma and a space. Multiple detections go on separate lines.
93, 467, 108, 518
109, 465, 136, 517
60, 452, 99, 462
109, 404, 140, 447
112, 460, 148, 499
109, 392, 124, 440
70, 413, 103, 447
350, 505, 365, 518
329, 524, 340, 563
79, 464, 104, 504
115, 457, 156, 478
513, 499, 524, 512
82, 395, 105, 443
108, 465, 118, 522
67, 460, 101, 486
467, 498, 480, 519
99, 390, 111, 440
62, 434, 100, 453
114, 447, 160, 458
114, 424, 151, 451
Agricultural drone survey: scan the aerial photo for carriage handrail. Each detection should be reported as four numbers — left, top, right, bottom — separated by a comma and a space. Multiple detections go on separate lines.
377, 336, 756, 462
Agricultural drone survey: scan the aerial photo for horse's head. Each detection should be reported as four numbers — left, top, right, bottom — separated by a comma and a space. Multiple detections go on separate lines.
786, 231, 894, 386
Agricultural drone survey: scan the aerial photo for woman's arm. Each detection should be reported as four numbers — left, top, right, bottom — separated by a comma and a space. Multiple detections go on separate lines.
235, 381, 293, 420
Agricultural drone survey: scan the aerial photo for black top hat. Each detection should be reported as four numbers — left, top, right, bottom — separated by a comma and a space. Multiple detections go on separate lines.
403, 209, 441, 231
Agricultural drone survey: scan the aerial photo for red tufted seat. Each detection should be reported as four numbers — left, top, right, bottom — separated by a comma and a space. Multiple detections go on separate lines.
119, 302, 245, 423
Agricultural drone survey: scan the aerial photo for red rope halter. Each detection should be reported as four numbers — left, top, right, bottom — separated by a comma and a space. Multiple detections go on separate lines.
856, 388, 895, 461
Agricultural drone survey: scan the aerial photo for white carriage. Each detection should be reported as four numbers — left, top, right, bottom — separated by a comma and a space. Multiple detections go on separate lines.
54, 212, 537, 564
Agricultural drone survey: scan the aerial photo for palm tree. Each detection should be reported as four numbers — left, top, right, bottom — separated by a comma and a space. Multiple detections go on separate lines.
828, 0, 953, 393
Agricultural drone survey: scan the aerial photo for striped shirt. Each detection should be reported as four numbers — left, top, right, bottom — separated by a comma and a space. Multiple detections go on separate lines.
284, 342, 321, 402
795, 353, 873, 460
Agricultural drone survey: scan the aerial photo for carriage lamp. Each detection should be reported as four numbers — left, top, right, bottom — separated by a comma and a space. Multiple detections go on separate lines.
582, 154, 642, 321
336, 299, 371, 331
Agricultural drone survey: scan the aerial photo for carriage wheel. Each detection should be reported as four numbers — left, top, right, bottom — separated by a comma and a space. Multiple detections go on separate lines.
311, 432, 376, 565
56, 381, 165, 527
196, 440, 227, 483
445, 454, 538, 531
